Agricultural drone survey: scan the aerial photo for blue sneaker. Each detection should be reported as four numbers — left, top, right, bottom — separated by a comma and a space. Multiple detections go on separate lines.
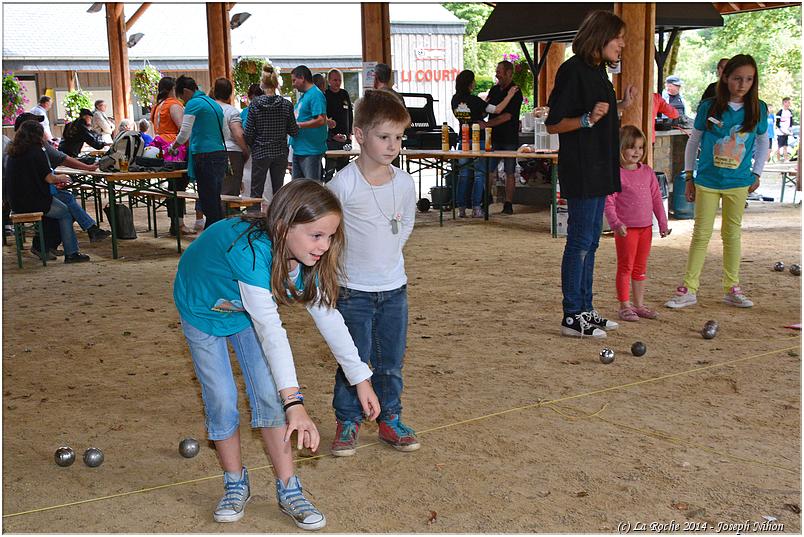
276, 475, 326, 530
213, 467, 251, 523
378, 414, 420, 452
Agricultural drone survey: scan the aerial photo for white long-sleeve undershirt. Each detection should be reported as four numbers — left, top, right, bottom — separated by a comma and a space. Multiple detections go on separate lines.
237, 277, 371, 393
173, 114, 196, 146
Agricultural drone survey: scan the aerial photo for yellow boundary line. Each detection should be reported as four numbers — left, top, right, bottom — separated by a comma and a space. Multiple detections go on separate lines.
3, 344, 799, 519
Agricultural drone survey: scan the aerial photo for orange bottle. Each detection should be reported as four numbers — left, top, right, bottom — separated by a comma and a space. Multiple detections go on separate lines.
461, 123, 470, 151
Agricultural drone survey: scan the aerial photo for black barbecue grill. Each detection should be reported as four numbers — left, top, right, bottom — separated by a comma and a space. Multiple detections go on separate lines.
401, 92, 457, 150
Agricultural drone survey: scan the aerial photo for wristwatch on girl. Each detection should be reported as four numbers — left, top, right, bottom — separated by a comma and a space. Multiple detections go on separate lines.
684, 170, 694, 182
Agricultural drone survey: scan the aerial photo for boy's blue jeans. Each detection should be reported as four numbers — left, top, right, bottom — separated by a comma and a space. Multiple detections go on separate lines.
54, 190, 95, 230
333, 285, 408, 423
561, 196, 606, 316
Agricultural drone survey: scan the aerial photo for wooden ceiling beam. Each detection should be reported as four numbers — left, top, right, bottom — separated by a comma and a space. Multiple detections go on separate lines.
125, 3, 151, 32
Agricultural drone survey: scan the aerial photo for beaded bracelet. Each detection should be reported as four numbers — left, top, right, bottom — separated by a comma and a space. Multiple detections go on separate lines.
283, 391, 304, 404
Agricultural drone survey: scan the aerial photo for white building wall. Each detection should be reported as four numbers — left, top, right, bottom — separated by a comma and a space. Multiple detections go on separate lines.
391, 31, 463, 132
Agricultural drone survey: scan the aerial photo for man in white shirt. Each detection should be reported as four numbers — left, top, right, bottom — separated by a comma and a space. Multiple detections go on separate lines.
29, 96, 54, 141
776, 97, 796, 162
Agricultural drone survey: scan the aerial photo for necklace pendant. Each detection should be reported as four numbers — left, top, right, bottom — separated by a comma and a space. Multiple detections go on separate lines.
390, 218, 399, 234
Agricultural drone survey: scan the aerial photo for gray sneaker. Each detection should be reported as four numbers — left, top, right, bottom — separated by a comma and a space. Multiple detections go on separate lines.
276, 475, 326, 531
665, 286, 698, 309
213, 467, 251, 523
723, 286, 753, 308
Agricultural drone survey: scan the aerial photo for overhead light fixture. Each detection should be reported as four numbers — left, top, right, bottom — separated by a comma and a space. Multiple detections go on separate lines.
127, 33, 145, 48
87, 2, 103, 13
230, 12, 252, 30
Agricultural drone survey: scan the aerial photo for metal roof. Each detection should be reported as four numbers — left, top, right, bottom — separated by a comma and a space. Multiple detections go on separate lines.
477, 2, 725, 43
2, 3, 465, 70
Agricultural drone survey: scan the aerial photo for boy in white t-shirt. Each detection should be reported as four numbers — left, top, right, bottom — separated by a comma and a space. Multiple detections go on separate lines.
326, 90, 420, 455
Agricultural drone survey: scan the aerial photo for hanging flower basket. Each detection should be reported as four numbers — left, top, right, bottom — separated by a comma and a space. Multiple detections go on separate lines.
2, 73, 29, 126
63, 89, 93, 122
132, 64, 162, 109
233, 56, 271, 102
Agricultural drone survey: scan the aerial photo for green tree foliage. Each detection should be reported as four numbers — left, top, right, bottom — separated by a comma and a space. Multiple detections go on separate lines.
441, 3, 519, 80
673, 6, 801, 116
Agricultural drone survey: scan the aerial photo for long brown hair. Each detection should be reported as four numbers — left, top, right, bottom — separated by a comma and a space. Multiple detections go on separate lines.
7, 120, 44, 157
572, 10, 625, 67
707, 54, 760, 133
236, 180, 345, 308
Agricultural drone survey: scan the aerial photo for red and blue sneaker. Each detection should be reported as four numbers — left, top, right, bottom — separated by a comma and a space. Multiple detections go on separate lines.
378, 414, 420, 452
330, 420, 360, 457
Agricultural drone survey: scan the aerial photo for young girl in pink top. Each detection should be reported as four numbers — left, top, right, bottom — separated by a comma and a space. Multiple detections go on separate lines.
604, 125, 670, 322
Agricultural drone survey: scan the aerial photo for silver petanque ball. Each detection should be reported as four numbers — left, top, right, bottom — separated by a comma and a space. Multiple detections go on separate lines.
83, 447, 104, 467
790, 264, 801, 276
179, 437, 200, 458
599, 348, 615, 364
54, 446, 75, 467
701, 320, 719, 340
774, 261, 785, 272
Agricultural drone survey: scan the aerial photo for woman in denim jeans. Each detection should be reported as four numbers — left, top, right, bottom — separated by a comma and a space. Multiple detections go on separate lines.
450, 70, 519, 218
173, 180, 379, 529
171, 76, 229, 230
7, 120, 90, 263
545, 10, 637, 338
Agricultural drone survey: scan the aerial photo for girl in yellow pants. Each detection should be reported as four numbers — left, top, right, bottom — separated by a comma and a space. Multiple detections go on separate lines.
666, 54, 769, 309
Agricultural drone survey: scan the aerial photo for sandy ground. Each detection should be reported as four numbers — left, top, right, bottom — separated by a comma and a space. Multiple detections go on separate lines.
2, 176, 801, 533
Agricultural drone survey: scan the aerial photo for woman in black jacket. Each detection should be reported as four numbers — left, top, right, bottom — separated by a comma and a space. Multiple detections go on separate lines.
545, 10, 636, 338
58, 108, 107, 157
8, 120, 90, 263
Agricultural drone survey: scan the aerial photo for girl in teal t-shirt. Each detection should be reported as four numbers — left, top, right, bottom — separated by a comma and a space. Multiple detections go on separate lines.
666, 54, 769, 310
173, 180, 380, 530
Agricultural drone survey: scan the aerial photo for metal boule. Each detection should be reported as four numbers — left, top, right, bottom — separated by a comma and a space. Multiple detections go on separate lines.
790, 264, 801, 276
54, 446, 75, 467
83, 447, 104, 467
179, 437, 200, 458
701, 320, 719, 340
599, 348, 615, 364
774, 261, 785, 272
631, 341, 647, 357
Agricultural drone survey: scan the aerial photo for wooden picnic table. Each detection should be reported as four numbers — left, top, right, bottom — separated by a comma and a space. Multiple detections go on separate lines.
325, 148, 562, 235
56, 166, 188, 258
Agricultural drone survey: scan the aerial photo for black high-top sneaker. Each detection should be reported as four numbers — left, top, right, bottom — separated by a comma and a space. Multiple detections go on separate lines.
561, 313, 607, 338
585, 309, 619, 331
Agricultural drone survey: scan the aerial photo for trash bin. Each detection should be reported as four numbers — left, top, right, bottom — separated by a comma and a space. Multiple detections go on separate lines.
672, 171, 695, 219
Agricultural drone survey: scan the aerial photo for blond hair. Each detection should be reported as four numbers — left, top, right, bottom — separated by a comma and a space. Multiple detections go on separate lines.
261, 63, 280, 92
619, 125, 646, 164
354, 89, 410, 132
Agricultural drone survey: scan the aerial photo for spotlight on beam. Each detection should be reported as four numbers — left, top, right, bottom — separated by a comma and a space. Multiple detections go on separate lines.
230, 12, 252, 30
127, 33, 145, 48
87, 2, 103, 13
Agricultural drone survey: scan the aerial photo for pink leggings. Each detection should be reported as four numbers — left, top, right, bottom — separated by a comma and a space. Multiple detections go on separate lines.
614, 226, 653, 302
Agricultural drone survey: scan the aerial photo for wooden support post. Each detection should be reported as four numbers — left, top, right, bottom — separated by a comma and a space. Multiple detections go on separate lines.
105, 2, 132, 121
360, 3, 391, 65
66, 71, 76, 92
206, 3, 233, 83
537, 42, 565, 107
614, 2, 655, 165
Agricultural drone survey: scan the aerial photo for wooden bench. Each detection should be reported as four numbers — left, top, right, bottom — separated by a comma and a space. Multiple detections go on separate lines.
9, 212, 47, 268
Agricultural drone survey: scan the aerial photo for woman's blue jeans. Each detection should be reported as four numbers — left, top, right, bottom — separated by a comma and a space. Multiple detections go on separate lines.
333, 285, 408, 423
561, 196, 606, 316
192, 151, 227, 229
455, 157, 486, 208
46, 197, 79, 255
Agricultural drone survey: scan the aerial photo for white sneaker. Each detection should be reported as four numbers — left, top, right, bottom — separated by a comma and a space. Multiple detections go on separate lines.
665, 286, 697, 309
723, 286, 753, 308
